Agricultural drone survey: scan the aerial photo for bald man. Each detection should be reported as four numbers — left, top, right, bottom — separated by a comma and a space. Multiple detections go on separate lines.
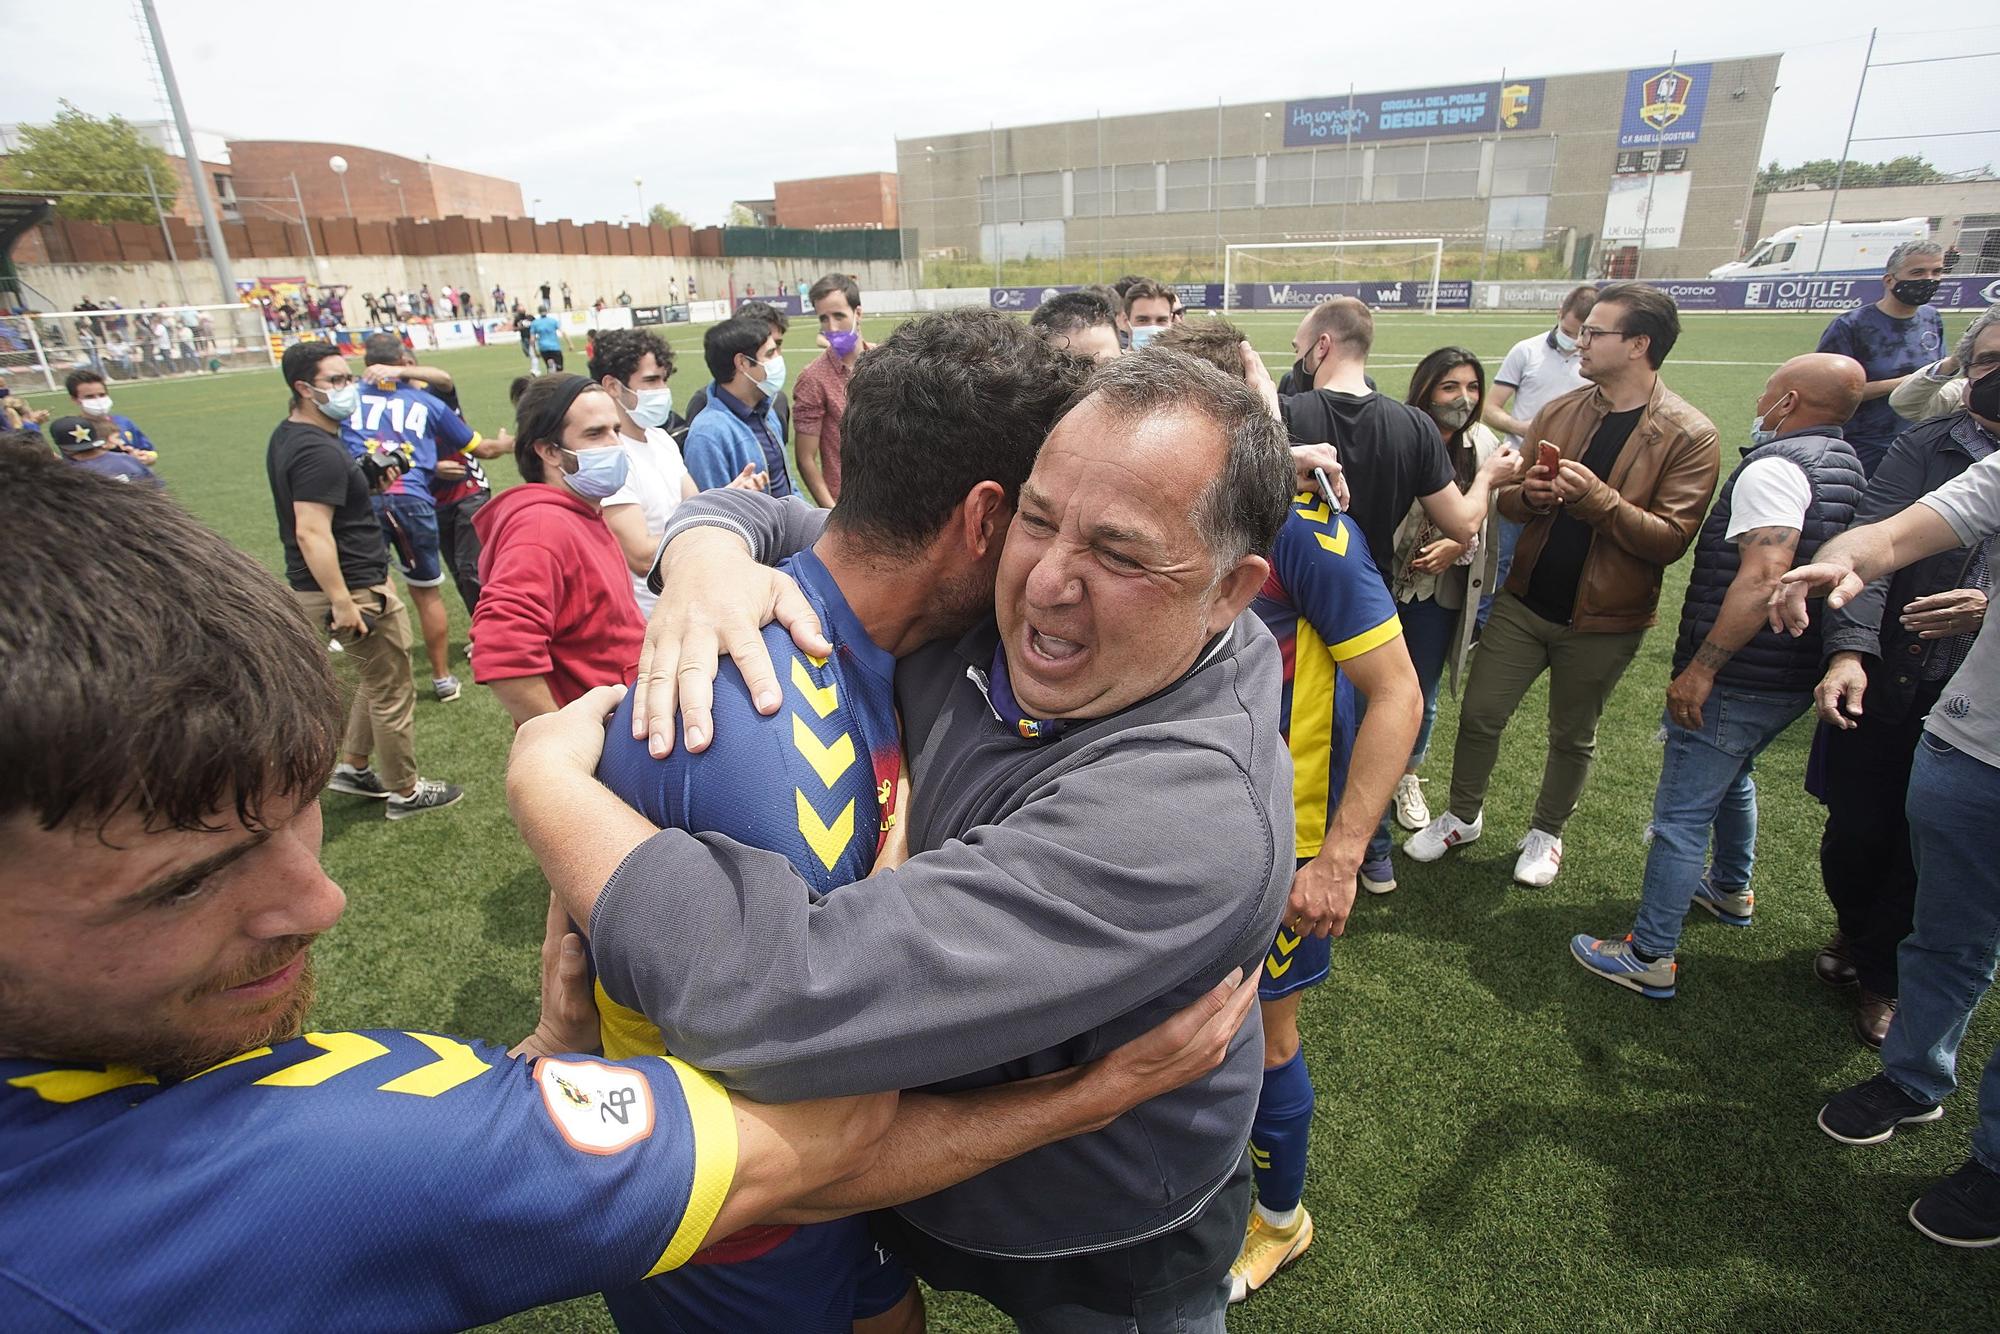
1573, 353, 1867, 1001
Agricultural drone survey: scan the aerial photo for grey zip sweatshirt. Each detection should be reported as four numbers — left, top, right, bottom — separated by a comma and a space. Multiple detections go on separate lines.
604, 489, 1293, 1258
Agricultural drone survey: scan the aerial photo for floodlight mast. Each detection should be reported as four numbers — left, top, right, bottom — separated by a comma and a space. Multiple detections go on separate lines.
139, 0, 237, 305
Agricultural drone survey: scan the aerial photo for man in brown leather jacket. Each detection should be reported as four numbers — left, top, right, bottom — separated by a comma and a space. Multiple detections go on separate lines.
1405, 283, 1720, 887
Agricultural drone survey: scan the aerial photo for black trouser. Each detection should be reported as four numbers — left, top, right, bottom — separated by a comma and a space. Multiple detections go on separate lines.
434, 488, 488, 616
1816, 682, 1942, 997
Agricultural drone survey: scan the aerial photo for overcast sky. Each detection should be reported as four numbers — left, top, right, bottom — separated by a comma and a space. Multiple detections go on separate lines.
3, 2, 1995, 226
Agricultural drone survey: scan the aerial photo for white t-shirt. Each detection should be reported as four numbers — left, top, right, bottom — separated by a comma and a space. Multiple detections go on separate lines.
1723, 456, 1812, 539
602, 426, 691, 615
1494, 330, 1589, 446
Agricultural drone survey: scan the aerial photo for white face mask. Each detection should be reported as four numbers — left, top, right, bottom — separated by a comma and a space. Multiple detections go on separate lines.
78, 395, 114, 418
1554, 326, 1579, 353
621, 383, 674, 430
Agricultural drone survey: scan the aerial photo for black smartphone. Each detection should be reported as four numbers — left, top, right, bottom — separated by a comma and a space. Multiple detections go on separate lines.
328, 609, 379, 636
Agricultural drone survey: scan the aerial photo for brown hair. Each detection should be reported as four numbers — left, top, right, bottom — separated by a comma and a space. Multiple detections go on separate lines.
1561, 285, 1599, 319
511, 374, 604, 483
808, 272, 862, 311
1154, 318, 1251, 380
1301, 297, 1373, 358
0, 454, 341, 834
1122, 279, 1172, 315
1592, 282, 1681, 368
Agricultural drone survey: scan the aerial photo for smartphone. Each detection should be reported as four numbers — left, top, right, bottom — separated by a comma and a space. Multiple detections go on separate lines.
327, 609, 379, 637
1536, 441, 1562, 474
1312, 466, 1345, 514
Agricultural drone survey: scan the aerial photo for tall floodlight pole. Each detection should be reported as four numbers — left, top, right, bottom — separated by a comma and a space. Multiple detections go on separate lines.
1476, 69, 1504, 281
290, 174, 320, 280
990, 124, 1002, 287
1819, 28, 1877, 274
139, 0, 236, 304
141, 159, 192, 306
1634, 50, 1675, 281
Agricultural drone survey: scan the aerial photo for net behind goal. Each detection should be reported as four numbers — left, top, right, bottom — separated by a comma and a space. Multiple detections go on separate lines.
1223, 239, 1447, 314
2, 303, 276, 393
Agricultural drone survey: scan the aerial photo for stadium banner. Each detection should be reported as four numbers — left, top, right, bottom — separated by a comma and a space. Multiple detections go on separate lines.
1619, 64, 1710, 149
734, 293, 805, 316
1648, 272, 2000, 312
1601, 172, 1694, 250
990, 285, 1077, 310
1285, 79, 1544, 148
1247, 280, 1475, 310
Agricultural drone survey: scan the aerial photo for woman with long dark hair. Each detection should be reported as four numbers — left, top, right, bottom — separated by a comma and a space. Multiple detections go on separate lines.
1374, 346, 1504, 838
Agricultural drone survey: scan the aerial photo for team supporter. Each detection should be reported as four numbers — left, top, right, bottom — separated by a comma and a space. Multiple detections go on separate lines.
530, 303, 569, 372
1406, 283, 1719, 887
684, 315, 792, 497
1572, 354, 1865, 1000
1373, 349, 1505, 840
525, 348, 1299, 1330
513, 303, 538, 371
1123, 278, 1174, 349
792, 272, 869, 507
589, 329, 700, 617
1483, 286, 1597, 603
49, 413, 161, 485
1808, 307, 1998, 1046
342, 332, 483, 702
64, 368, 159, 461
687, 300, 796, 447
387, 352, 510, 620
471, 376, 647, 726
0, 453, 1247, 1329
1030, 290, 1122, 364
1777, 446, 2000, 1249
265, 342, 462, 821
1816, 239, 1950, 474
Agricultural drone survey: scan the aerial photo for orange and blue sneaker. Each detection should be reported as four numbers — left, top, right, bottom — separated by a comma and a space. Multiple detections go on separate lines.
1570, 933, 1677, 999
1691, 877, 1754, 927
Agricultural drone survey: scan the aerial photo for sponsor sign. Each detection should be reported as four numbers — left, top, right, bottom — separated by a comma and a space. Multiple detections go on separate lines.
989, 285, 1078, 310
1619, 64, 1711, 148
1248, 280, 1474, 310
1286, 80, 1544, 147
734, 293, 805, 316
1602, 173, 1693, 250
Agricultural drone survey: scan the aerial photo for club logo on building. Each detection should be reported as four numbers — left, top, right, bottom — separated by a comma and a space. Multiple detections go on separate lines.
1498, 83, 1535, 129
1638, 68, 1692, 134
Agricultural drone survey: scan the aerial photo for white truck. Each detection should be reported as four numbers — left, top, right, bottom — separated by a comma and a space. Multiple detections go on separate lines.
1710, 218, 1930, 279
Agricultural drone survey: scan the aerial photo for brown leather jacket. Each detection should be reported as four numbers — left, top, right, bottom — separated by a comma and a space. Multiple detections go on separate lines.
1495, 376, 1720, 633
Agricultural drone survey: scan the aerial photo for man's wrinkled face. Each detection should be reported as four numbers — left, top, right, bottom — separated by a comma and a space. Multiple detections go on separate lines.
0, 796, 346, 1079
995, 396, 1253, 719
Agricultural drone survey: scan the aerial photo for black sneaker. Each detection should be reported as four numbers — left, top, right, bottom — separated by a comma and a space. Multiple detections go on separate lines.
385, 778, 465, 821
326, 764, 391, 799
1817, 1073, 1944, 1145
1910, 1159, 2000, 1248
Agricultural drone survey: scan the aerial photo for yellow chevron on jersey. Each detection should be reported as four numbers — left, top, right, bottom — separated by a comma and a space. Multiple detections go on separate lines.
6, 1064, 157, 1103
797, 789, 857, 871
791, 656, 838, 718
792, 712, 858, 787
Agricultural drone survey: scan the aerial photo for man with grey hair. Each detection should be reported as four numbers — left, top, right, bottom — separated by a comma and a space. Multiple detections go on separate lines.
1816, 238, 1950, 474
510, 348, 1299, 1331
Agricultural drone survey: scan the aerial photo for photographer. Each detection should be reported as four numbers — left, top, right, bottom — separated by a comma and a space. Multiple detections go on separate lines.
266, 342, 462, 821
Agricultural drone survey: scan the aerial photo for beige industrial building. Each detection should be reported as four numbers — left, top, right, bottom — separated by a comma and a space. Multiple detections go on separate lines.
897, 56, 1781, 281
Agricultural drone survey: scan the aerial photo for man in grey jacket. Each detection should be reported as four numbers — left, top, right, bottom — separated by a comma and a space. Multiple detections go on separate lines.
510, 351, 1297, 1330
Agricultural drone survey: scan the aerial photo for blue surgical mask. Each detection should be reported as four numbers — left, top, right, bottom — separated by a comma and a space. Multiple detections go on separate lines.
1749, 397, 1793, 448
316, 383, 361, 421
561, 444, 631, 500
623, 383, 675, 430
1553, 326, 1579, 353
1130, 326, 1164, 350
757, 353, 786, 396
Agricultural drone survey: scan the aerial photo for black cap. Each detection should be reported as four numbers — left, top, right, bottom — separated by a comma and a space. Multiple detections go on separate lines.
50, 416, 100, 453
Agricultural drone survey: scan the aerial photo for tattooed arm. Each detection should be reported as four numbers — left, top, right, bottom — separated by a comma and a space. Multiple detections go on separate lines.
1666, 525, 1802, 729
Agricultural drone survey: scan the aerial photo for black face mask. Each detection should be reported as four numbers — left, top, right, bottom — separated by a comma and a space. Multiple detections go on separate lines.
1891, 277, 1942, 307
1969, 369, 2000, 422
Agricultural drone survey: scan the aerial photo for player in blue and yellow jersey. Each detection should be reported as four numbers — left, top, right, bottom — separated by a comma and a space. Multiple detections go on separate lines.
1, 450, 1235, 1332
1233, 488, 1423, 1301
343, 331, 484, 700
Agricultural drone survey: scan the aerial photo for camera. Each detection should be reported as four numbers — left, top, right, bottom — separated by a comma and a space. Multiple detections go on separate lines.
359, 438, 414, 491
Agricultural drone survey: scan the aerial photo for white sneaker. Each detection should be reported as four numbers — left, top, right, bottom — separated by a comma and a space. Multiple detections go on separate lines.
1393, 773, 1430, 831
1404, 811, 1482, 863
1513, 829, 1564, 887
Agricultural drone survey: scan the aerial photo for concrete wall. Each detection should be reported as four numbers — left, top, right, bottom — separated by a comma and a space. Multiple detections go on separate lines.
17, 253, 914, 315
898, 56, 1779, 279
1746, 181, 2000, 254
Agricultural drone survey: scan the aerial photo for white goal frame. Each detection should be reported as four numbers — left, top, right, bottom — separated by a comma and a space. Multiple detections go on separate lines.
1223, 238, 1446, 315
6, 302, 278, 392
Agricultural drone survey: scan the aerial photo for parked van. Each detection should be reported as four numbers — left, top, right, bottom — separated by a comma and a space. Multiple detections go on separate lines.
1710, 218, 1929, 279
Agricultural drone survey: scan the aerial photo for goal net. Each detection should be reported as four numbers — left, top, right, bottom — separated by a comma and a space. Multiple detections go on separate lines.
1223, 239, 1447, 314
4, 303, 277, 392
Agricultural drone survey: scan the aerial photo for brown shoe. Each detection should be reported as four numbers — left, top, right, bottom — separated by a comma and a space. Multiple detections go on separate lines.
1855, 991, 1897, 1049
1815, 932, 1859, 989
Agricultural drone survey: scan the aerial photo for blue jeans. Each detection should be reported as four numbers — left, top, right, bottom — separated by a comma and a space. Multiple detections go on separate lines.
1366, 595, 1458, 866
1881, 735, 2000, 1173
1628, 687, 1809, 958
1480, 516, 1523, 626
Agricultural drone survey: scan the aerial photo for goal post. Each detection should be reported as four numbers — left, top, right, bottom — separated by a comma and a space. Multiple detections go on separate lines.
1223, 238, 1447, 315
9, 303, 278, 392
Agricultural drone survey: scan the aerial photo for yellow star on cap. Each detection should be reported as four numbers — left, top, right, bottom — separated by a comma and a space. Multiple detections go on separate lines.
68, 424, 93, 445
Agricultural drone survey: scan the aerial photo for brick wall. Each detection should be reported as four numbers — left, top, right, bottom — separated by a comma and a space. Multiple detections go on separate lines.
775, 173, 900, 229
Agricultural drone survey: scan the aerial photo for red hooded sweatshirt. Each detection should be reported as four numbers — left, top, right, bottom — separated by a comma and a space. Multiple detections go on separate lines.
470, 482, 644, 708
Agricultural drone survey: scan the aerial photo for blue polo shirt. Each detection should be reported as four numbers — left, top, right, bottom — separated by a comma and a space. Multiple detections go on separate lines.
683, 382, 793, 498
1817, 302, 1946, 474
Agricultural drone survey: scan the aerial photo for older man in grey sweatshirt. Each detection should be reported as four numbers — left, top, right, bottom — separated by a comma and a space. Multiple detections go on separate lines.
511, 351, 1298, 1331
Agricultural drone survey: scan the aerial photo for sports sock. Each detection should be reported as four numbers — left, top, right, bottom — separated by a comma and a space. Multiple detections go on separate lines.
1631, 942, 1661, 964
1250, 1049, 1313, 1217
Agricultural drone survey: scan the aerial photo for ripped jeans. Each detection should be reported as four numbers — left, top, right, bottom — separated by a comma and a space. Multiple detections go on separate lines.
1628, 686, 1811, 958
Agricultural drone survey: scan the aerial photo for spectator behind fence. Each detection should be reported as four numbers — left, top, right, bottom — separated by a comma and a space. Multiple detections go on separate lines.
1571, 353, 1865, 1001
1807, 305, 1999, 1048
264, 341, 461, 821
1816, 239, 1949, 475
1405, 283, 1720, 889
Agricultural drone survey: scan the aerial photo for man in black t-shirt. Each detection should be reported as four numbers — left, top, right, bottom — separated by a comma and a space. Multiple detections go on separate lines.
1280, 298, 1518, 569
266, 341, 463, 822
513, 305, 537, 372
1404, 284, 1719, 888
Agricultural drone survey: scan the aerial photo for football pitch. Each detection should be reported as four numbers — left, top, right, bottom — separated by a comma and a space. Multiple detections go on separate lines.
18, 307, 1994, 1331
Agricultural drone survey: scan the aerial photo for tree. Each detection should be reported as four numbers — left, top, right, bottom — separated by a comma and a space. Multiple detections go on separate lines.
1757, 154, 1948, 192
726, 203, 758, 228
0, 101, 179, 223
647, 204, 689, 230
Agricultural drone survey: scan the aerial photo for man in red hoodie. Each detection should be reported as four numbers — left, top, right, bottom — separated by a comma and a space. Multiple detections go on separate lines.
472, 376, 646, 727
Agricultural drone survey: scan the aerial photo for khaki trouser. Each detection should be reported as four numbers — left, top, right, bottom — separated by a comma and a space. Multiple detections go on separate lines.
1447, 592, 1647, 837
294, 581, 417, 792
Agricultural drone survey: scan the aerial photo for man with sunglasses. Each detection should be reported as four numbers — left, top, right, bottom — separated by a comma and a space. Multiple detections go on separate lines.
1405, 283, 1718, 888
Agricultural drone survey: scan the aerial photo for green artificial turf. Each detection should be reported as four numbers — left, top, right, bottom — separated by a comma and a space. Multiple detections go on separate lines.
19, 308, 1995, 1331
